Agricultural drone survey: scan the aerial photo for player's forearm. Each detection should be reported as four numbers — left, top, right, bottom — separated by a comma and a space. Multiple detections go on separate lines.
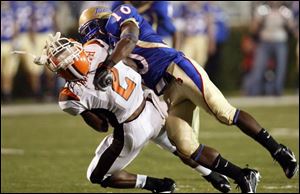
81, 111, 109, 133
106, 22, 139, 68
108, 37, 137, 68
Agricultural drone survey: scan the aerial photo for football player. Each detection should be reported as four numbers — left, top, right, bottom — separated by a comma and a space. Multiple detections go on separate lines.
32, 1, 58, 100
34, 33, 232, 193
35, 33, 176, 193
77, 4, 298, 192
11, 1, 44, 101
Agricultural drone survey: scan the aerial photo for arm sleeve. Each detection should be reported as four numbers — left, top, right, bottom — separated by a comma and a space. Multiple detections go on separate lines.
59, 100, 87, 116
106, 4, 140, 37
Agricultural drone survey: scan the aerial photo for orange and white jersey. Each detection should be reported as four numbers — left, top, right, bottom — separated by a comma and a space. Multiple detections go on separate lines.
58, 39, 144, 123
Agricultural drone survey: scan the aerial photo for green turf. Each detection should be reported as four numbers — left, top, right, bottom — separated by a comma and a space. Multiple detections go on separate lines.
1, 105, 299, 193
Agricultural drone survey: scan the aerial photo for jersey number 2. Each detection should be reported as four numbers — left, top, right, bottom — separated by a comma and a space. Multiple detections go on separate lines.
111, 67, 136, 100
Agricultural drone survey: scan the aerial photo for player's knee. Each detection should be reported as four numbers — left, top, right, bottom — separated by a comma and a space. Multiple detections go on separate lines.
87, 165, 105, 185
174, 150, 199, 168
215, 107, 237, 126
89, 175, 100, 184
88, 171, 103, 184
99, 176, 112, 188
216, 114, 232, 125
88, 171, 111, 188
176, 142, 199, 158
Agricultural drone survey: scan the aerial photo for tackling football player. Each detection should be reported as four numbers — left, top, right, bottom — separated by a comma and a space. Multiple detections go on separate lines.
77, 4, 298, 192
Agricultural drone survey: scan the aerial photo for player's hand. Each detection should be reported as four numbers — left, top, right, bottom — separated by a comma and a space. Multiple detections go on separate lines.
48, 32, 61, 43
93, 66, 113, 91
33, 54, 48, 66
45, 32, 62, 50
34, 32, 62, 67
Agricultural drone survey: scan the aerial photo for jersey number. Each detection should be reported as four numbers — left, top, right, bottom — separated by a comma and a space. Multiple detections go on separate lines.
111, 5, 131, 21
111, 67, 136, 100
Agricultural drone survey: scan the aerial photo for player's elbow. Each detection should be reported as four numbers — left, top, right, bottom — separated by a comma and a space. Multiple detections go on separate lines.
116, 36, 138, 58
89, 122, 108, 132
122, 35, 138, 46
98, 125, 109, 132
81, 110, 109, 132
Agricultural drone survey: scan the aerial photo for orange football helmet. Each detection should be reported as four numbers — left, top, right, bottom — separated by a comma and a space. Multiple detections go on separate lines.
47, 38, 89, 82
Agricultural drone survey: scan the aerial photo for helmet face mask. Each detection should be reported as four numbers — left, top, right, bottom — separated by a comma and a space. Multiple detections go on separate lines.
47, 38, 89, 82
78, 19, 108, 43
78, 6, 111, 43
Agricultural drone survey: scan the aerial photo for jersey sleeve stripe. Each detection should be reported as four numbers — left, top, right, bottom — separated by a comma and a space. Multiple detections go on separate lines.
136, 40, 170, 49
120, 18, 140, 29
59, 87, 80, 101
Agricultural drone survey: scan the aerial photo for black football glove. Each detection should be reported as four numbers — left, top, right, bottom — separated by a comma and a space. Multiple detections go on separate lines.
93, 59, 116, 91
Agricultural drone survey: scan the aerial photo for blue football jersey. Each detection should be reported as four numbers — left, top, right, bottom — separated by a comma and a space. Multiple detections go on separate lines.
203, 3, 229, 43
146, 1, 176, 37
105, 4, 183, 91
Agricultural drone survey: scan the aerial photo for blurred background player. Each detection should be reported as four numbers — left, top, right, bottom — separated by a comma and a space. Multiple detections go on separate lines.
32, 1, 58, 101
174, 1, 216, 138
177, 1, 215, 68
240, 33, 257, 96
11, 1, 43, 101
1, 1, 19, 103
203, 1, 230, 89
3, 1, 58, 103
249, 1, 295, 96
111, 1, 180, 50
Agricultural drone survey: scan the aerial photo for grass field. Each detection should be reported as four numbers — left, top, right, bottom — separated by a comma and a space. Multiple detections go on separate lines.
1, 104, 299, 193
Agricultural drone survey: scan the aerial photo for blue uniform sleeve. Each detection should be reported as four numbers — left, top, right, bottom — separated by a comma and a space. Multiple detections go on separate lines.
153, 1, 176, 36
106, 4, 141, 37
